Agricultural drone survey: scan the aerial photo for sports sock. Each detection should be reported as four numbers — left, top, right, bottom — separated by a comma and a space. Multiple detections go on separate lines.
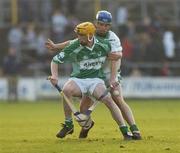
119, 125, 129, 135
130, 124, 139, 133
65, 118, 73, 129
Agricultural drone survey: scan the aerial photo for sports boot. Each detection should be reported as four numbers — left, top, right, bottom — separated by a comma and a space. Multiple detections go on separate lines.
130, 124, 142, 140
123, 132, 133, 140
56, 123, 74, 138
79, 121, 94, 138
132, 131, 142, 140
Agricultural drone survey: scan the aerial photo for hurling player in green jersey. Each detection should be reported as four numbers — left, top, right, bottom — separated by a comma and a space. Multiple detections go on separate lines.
46, 11, 141, 140
48, 22, 131, 140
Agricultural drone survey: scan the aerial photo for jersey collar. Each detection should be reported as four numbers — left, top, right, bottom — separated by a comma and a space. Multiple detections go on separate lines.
84, 36, 97, 51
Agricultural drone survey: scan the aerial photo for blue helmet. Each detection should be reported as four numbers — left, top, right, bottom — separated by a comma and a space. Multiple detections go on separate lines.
96, 10, 112, 24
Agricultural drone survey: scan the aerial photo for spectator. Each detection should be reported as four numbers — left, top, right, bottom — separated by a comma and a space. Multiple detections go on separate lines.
121, 36, 134, 76
116, 5, 128, 25
66, 0, 78, 15
65, 15, 80, 39
130, 67, 142, 77
8, 24, 24, 60
51, 10, 68, 42
2, 47, 21, 101
23, 23, 37, 60
163, 30, 175, 61
36, 29, 49, 61
144, 33, 165, 76
40, 0, 52, 23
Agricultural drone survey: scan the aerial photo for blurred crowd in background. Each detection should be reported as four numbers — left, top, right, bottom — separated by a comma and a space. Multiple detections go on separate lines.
1, 0, 180, 78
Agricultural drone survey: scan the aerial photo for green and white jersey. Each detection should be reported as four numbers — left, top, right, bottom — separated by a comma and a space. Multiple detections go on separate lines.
96, 30, 122, 53
53, 36, 111, 79
96, 30, 123, 74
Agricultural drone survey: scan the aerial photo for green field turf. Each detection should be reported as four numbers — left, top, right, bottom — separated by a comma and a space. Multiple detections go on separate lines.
0, 99, 180, 153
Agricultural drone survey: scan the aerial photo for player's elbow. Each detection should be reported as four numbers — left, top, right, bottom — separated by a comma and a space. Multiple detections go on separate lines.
116, 52, 122, 59
109, 51, 122, 60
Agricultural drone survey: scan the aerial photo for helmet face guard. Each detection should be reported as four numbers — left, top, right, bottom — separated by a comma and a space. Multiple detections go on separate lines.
96, 10, 112, 24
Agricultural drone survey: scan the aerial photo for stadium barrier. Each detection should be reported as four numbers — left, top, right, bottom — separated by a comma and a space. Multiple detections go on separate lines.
0, 78, 8, 100
0, 77, 180, 101
122, 77, 180, 98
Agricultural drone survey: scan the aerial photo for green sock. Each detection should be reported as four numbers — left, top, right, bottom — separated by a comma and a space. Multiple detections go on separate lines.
130, 124, 139, 133
65, 118, 73, 129
119, 126, 129, 135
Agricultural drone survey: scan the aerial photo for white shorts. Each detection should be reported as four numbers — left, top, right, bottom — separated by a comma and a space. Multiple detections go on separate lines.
69, 78, 105, 95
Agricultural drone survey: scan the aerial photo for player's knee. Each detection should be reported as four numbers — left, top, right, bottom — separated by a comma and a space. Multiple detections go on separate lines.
111, 88, 124, 100
111, 89, 120, 96
62, 87, 73, 97
112, 93, 123, 101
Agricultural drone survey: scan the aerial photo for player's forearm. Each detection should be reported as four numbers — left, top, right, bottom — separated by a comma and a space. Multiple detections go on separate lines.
110, 60, 117, 81
110, 56, 122, 85
45, 39, 70, 52
51, 61, 59, 79
56, 41, 70, 50
108, 51, 122, 61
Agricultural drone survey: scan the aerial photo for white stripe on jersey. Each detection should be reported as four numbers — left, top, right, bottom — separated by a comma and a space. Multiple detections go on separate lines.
103, 31, 122, 73
108, 30, 122, 52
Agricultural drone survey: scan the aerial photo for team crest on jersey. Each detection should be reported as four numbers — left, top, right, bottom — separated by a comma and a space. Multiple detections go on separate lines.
83, 56, 88, 60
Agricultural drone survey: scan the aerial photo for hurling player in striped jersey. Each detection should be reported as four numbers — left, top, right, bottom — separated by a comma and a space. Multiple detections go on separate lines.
49, 22, 132, 140
46, 11, 141, 140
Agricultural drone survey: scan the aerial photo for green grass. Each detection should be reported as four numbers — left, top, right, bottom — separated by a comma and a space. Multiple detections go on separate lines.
0, 99, 180, 153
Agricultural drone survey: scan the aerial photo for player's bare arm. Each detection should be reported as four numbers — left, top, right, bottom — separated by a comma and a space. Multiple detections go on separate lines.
45, 39, 70, 51
107, 51, 122, 61
108, 51, 122, 88
109, 60, 117, 87
49, 61, 59, 86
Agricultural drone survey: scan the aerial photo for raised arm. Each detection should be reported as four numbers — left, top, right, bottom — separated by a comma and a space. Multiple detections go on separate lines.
45, 39, 70, 52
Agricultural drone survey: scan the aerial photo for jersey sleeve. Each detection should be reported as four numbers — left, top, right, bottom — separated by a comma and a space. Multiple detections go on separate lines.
53, 40, 79, 64
109, 31, 123, 52
52, 52, 66, 64
69, 38, 78, 45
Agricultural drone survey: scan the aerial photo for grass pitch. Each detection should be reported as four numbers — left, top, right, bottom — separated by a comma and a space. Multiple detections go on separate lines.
0, 99, 180, 153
